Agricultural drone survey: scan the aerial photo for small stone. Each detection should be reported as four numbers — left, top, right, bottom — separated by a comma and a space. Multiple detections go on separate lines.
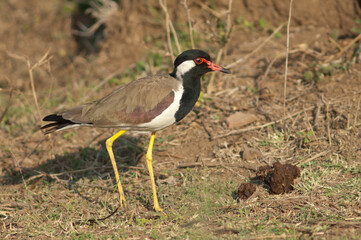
226, 112, 258, 128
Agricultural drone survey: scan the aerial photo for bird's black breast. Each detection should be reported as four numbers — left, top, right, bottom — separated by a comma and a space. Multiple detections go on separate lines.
174, 75, 201, 122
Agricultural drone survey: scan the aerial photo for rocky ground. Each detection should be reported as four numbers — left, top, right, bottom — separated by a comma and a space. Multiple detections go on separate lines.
1, 0, 360, 239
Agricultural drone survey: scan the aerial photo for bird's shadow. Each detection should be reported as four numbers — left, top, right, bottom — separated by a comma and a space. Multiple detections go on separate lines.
3, 134, 149, 210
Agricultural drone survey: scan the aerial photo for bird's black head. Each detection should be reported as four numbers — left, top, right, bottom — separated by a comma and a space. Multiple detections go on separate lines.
171, 49, 230, 79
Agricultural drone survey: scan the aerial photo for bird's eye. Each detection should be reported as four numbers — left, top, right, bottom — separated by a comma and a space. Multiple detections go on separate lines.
194, 57, 203, 65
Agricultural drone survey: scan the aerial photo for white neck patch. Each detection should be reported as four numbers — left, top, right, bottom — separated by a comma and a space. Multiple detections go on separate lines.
176, 60, 196, 80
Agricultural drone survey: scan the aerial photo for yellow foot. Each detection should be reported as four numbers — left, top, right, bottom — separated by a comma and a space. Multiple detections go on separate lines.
119, 193, 127, 209
154, 204, 163, 212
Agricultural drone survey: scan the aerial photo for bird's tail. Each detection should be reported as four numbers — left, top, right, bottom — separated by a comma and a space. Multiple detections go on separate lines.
40, 114, 78, 134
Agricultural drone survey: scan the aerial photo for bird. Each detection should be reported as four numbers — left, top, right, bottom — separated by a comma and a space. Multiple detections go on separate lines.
41, 49, 231, 212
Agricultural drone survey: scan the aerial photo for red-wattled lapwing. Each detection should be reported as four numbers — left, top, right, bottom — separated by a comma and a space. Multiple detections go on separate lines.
41, 49, 230, 212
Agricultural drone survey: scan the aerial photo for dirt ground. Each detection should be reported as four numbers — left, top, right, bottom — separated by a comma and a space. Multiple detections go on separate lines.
1, 0, 361, 239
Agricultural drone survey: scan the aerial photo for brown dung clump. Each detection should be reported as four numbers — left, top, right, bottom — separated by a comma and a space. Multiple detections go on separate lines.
258, 162, 300, 194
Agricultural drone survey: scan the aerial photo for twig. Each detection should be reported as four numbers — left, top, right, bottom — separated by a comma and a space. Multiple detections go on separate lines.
353, 94, 361, 131
298, 150, 331, 165
25, 165, 144, 184
303, 105, 321, 148
262, 48, 310, 83
233, 234, 300, 240
10, 151, 27, 189
177, 162, 219, 168
177, 162, 256, 172
283, 0, 293, 116
207, 48, 223, 93
40, 61, 55, 109
72, 207, 119, 226
168, 18, 182, 54
225, 0, 233, 34
325, 33, 361, 63
262, 55, 281, 81
327, 35, 342, 51
183, 0, 195, 49
322, 95, 332, 146
214, 106, 315, 139
19, 139, 46, 166
0, 87, 13, 123
6, 50, 51, 123
226, 24, 284, 69
195, 2, 227, 19
159, 0, 174, 61
165, 8, 174, 62
201, 121, 213, 139
48, 173, 115, 191
207, 0, 232, 93
159, 0, 181, 55
223, 0, 233, 57
56, 164, 144, 174
221, 164, 246, 180
313, 98, 322, 130
24, 172, 46, 183
27, 50, 52, 122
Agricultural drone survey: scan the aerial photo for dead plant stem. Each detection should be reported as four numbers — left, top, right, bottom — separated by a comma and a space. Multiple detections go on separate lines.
207, 48, 223, 93
183, 0, 195, 49
226, 24, 284, 69
159, 0, 181, 56
299, 150, 331, 165
11, 151, 27, 189
283, 0, 293, 116
325, 32, 361, 63
27, 50, 51, 122
353, 94, 361, 131
0, 87, 13, 123
207, 0, 232, 93
214, 106, 315, 139
322, 96, 332, 146
165, 12, 174, 62
303, 105, 321, 148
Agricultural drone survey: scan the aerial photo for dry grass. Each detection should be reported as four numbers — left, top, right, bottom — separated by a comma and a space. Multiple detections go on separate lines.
1, 0, 361, 239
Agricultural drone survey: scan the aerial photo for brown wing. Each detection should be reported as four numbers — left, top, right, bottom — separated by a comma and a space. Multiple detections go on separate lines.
62, 74, 179, 126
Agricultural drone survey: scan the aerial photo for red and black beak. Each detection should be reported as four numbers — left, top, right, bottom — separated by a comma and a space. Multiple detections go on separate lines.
205, 60, 231, 74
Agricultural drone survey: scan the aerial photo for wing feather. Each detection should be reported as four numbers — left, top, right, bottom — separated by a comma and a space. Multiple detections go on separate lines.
62, 74, 179, 127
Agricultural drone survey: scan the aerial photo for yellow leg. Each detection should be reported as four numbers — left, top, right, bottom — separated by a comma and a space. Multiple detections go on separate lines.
106, 130, 127, 208
146, 132, 163, 212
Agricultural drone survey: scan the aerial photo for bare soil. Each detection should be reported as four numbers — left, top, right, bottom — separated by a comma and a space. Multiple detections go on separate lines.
1, 0, 361, 239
